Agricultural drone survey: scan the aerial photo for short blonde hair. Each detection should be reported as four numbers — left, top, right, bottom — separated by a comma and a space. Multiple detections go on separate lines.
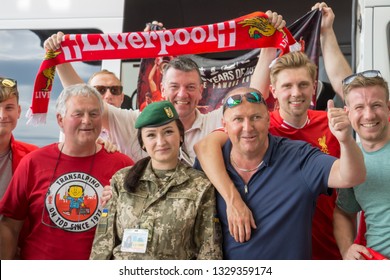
270, 51, 317, 86
343, 76, 389, 105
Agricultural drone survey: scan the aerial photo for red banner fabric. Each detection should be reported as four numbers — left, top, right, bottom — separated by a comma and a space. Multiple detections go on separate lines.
27, 11, 298, 125
137, 9, 322, 112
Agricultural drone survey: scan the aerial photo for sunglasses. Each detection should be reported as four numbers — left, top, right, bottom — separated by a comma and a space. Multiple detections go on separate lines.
0, 77, 17, 88
223, 92, 266, 111
94, 85, 123, 96
342, 70, 382, 85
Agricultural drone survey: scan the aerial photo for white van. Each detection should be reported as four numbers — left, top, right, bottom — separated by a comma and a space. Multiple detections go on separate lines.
354, 0, 390, 79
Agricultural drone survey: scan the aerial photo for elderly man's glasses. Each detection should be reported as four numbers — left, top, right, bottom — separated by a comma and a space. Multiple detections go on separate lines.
223, 92, 266, 111
342, 70, 382, 85
94, 85, 123, 96
0, 77, 17, 88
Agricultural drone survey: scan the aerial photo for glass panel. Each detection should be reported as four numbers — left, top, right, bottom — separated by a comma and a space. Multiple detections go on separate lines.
0, 29, 101, 147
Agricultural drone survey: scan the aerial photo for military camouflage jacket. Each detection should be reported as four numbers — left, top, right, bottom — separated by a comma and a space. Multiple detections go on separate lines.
90, 161, 222, 260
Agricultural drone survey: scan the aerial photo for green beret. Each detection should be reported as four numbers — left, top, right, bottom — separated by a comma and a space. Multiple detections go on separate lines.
135, 101, 179, 129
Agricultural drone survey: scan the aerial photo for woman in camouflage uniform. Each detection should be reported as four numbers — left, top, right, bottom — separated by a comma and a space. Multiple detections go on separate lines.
90, 101, 222, 259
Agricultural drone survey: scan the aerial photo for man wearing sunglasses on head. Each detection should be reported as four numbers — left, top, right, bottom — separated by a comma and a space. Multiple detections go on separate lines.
333, 70, 390, 260
194, 2, 355, 260
0, 77, 38, 201
0, 77, 38, 260
194, 85, 366, 259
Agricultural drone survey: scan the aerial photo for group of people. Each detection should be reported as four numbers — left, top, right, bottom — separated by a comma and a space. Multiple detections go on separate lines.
0, 2, 389, 260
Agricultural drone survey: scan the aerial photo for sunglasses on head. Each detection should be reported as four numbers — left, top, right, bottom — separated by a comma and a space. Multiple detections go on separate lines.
223, 92, 266, 111
0, 77, 17, 88
94, 85, 123, 96
342, 70, 382, 85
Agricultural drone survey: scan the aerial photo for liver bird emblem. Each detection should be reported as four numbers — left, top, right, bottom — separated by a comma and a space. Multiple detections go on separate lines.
238, 16, 286, 39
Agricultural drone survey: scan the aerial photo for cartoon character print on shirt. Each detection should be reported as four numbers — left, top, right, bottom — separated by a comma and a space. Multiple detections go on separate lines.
62, 185, 85, 216
44, 172, 103, 232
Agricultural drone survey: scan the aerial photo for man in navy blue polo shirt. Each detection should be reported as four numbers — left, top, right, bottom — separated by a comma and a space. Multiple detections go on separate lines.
194, 86, 366, 259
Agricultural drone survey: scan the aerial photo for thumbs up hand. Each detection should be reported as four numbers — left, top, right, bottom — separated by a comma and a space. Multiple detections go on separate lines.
327, 99, 353, 143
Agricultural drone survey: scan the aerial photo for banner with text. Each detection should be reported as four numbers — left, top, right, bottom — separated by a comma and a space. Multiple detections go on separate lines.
137, 9, 321, 112
28, 11, 298, 125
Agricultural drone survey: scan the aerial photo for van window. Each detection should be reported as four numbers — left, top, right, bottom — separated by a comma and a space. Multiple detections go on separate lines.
0, 29, 101, 147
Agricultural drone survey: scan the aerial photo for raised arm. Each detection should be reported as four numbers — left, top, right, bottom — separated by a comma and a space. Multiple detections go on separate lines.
250, 10, 286, 99
250, 48, 276, 100
312, 2, 352, 100
43, 32, 84, 87
148, 59, 159, 93
194, 130, 256, 243
327, 100, 366, 188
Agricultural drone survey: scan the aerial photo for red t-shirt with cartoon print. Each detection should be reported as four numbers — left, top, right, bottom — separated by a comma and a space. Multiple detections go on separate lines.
0, 144, 133, 260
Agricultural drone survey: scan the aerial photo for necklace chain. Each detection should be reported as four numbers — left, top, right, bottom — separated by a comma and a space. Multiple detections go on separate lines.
230, 154, 263, 172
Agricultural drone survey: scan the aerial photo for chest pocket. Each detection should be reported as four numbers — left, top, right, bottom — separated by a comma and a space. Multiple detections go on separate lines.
159, 192, 198, 225
116, 191, 149, 233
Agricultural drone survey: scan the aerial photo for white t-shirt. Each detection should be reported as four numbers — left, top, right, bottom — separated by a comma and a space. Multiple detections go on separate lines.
180, 108, 223, 165
107, 105, 143, 161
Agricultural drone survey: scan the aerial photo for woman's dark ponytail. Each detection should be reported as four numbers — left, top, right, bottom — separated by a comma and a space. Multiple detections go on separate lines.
124, 156, 151, 193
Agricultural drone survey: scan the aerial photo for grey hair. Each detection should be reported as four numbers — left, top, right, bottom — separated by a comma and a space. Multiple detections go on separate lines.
55, 83, 104, 117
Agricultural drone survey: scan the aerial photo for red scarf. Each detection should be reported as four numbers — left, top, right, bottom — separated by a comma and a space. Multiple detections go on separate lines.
360, 248, 389, 260
27, 11, 298, 125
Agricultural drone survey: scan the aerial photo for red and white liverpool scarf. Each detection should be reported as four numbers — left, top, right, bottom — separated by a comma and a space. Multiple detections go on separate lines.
27, 11, 299, 125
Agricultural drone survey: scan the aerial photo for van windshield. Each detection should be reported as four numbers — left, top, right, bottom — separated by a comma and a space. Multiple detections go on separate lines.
0, 29, 100, 147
